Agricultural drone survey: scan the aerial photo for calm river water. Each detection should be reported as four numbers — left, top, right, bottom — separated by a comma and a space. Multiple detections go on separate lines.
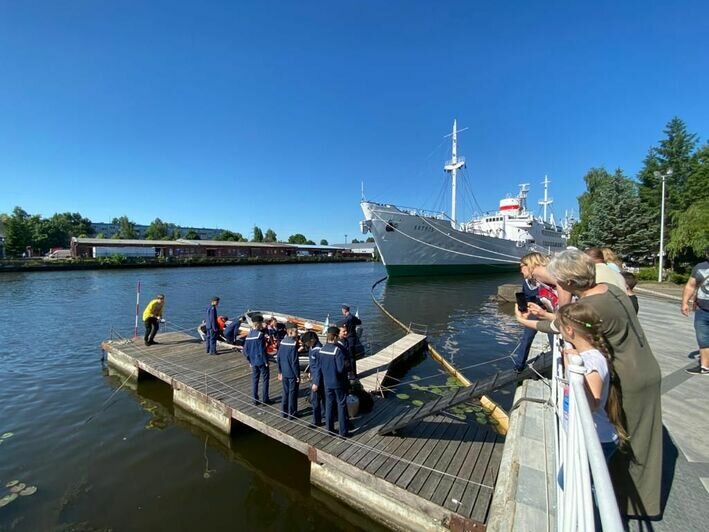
0, 262, 519, 531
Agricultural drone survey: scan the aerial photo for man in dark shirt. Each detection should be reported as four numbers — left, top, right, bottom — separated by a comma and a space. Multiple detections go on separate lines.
340, 304, 361, 375
277, 323, 300, 418
205, 296, 220, 355
244, 315, 272, 404
312, 326, 349, 436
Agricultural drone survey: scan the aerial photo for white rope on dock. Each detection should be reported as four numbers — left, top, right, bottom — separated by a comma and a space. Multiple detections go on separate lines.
107, 329, 496, 492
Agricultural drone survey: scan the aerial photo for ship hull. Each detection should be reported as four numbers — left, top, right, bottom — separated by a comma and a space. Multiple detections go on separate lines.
361, 201, 528, 277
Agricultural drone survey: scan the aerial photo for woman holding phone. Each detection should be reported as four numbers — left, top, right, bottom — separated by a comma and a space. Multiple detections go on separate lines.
512, 252, 557, 372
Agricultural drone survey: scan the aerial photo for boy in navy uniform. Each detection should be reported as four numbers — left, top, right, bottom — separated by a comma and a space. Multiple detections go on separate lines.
340, 305, 362, 375
277, 322, 300, 418
244, 314, 272, 405
313, 326, 349, 437
336, 321, 354, 380
205, 296, 220, 355
303, 331, 323, 426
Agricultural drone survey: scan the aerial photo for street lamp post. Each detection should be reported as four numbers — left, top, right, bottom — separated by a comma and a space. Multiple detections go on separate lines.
654, 168, 673, 283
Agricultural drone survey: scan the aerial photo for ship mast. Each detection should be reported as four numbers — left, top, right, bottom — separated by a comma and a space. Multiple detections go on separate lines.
538, 175, 553, 223
444, 119, 466, 228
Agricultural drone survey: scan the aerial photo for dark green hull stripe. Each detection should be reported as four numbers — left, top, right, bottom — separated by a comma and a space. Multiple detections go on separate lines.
385, 263, 519, 277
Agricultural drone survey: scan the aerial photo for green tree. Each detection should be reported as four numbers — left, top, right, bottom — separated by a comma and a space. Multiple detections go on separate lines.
184, 230, 201, 240
145, 218, 170, 240
305, 239, 316, 245
686, 143, 709, 204
572, 168, 654, 259
114, 216, 138, 239
216, 230, 245, 242
351, 238, 361, 243
638, 118, 699, 249
252, 226, 264, 242
366, 237, 375, 243
3, 207, 33, 256
169, 228, 182, 240
667, 198, 709, 258
320, 239, 329, 246
287, 233, 307, 244
264, 228, 277, 242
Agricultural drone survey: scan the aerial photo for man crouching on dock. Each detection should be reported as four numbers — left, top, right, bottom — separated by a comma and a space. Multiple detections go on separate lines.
244, 314, 272, 406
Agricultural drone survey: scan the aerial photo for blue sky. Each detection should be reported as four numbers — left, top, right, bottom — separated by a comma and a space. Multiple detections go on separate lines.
1, 1, 707, 244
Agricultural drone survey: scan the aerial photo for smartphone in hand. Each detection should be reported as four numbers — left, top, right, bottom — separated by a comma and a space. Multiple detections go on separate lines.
515, 292, 528, 313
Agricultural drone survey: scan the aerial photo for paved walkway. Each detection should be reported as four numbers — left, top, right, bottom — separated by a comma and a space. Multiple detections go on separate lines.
628, 293, 708, 531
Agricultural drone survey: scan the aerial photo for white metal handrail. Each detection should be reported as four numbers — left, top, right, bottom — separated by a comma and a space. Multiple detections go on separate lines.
552, 341, 624, 531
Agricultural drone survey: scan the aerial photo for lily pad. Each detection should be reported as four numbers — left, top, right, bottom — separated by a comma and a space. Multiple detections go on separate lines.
19, 486, 37, 496
10, 483, 26, 493
5, 480, 19, 488
0, 432, 13, 439
411, 399, 424, 407
395, 393, 410, 400
0, 493, 18, 508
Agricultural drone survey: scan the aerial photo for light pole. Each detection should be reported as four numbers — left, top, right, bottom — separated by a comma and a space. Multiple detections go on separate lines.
654, 168, 673, 282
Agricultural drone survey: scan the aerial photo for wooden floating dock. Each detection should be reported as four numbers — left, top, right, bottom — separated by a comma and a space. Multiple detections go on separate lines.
357, 332, 427, 394
102, 331, 503, 531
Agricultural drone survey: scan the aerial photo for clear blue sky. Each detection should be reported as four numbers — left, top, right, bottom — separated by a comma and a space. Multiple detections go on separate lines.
1, 1, 707, 244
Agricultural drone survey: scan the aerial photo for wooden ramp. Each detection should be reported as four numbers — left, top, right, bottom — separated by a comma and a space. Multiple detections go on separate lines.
102, 331, 503, 530
357, 333, 427, 394
378, 351, 553, 436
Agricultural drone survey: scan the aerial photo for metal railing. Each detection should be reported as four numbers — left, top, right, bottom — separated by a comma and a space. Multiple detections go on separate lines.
551, 340, 624, 531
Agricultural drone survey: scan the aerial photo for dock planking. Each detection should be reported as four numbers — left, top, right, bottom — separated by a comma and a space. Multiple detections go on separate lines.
102, 331, 503, 529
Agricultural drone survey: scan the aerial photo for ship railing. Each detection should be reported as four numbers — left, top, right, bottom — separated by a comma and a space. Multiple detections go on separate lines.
551, 340, 623, 531
367, 201, 452, 221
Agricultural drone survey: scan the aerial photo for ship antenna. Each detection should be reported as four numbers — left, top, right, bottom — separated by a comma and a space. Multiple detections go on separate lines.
538, 175, 553, 223
444, 119, 467, 228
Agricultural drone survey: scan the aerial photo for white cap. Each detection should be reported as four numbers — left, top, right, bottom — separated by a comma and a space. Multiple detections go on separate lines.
304, 322, 313, 330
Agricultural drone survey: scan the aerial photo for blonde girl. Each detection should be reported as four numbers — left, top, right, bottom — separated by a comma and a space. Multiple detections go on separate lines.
557, 302, 629, 459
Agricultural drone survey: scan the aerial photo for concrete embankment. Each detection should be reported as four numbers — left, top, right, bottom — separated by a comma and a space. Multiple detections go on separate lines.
0, 256, 369, 273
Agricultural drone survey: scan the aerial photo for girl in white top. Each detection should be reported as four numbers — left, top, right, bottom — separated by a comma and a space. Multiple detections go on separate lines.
557, 302, 629, 459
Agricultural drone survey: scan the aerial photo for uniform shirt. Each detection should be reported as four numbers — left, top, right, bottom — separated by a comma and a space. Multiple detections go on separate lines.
336, 339, 351, 361
342, 313, 361, 337
223, 320, 240, 343
244, 328, 268, 366
317, 342, 347, 389
579, 348, 618, 444
308, 342, 323, 386
277, 336, 300, 378
206, 305, 219, 331
692, 261, 709, 311
142, 299, 164, 321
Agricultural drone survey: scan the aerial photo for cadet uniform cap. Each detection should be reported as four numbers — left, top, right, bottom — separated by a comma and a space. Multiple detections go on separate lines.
327, 326, 340, 335
303, 322, 313, 330
252, 314, 264, 323
336, 320, 347, 328
285, 322, 297, 330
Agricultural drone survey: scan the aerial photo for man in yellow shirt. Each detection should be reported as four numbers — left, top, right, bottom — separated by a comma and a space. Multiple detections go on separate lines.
143, 294, 165, 346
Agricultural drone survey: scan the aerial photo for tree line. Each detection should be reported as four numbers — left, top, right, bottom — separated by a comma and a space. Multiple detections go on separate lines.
570, 117, 708, 268
0, 209, 355, 257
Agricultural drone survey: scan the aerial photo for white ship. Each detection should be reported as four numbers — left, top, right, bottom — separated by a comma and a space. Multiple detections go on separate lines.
360, 120, 568, 276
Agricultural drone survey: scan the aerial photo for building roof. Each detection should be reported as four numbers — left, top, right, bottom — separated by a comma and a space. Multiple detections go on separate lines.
292, 244, 346, 250
333, 242, 377, 250
72, 237, 291, 248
